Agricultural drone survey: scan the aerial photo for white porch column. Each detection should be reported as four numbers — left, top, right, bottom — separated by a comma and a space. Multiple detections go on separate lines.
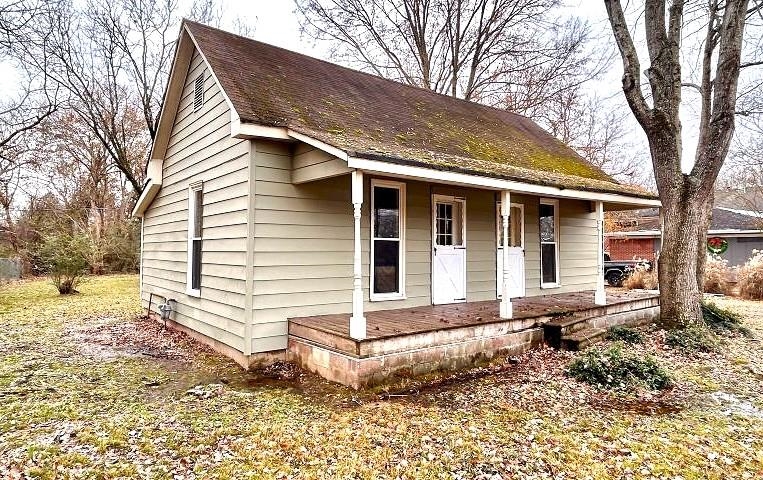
594, 200, 606, 305
349, 170, 366, 339
500, 190, 513, 318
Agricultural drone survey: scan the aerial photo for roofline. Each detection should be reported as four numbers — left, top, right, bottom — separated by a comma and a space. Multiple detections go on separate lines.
606, 229, 763, 238
149, 21, 241, 163
226, 120, 659, 206
346, 156, 661, 207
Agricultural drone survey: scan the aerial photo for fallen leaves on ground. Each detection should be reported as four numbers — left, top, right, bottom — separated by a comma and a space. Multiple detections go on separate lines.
1, 276, 762, 479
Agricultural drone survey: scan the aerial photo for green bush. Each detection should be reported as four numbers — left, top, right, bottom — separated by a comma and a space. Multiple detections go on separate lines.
567, 344, 671, 391
607, 325, 644, 344
702, 301, 751, 337
665, 323, 719, 352
37, 234, 92, 294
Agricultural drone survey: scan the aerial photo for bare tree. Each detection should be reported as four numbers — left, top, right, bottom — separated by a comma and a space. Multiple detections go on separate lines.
6, 0, 222, 199
541, 87, 649, 185
604, 0, 763, 326
295, 0, 600, 108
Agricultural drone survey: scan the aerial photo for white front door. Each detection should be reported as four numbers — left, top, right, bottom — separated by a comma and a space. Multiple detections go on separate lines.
497, 203, 525, 298
432, 195, 466, 305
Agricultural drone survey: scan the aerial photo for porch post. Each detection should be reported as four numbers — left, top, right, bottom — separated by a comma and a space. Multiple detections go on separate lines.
594, 200, 606, 305
349, 170, 366, 339
500, 190, 513, 318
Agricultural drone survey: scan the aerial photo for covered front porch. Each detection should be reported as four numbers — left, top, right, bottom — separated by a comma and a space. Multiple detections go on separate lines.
288, 289, 660, 388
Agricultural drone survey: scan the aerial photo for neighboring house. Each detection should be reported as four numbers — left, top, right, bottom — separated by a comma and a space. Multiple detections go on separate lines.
132, 21, 660, 387
606, 207, 763, 266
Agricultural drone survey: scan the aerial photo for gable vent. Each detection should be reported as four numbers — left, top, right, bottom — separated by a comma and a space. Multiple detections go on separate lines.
193, 74, 204, 111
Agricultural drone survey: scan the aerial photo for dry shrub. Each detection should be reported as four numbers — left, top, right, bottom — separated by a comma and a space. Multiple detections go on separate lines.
703, 254, 730, 294
623, 261, 658, 290
738, 250, 763, 300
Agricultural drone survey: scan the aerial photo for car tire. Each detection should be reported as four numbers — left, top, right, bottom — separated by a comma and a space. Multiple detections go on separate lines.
605, 270, 624, 287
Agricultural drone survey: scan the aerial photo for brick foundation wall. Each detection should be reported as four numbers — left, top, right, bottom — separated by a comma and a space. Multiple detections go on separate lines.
608, 238, 657, 261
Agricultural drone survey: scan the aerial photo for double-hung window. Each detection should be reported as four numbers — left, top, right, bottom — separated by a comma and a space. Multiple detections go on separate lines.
539, 198, 560, 288
187, 182, 203, 296
371, 180, 405, 300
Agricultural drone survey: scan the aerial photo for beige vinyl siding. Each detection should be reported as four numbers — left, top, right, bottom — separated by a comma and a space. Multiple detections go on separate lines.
141, 47, 249, 353
523, 198, 598, 296
250, 141, 353, 352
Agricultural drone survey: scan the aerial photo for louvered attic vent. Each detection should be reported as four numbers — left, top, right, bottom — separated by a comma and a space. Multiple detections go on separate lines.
193, 74, 204, 111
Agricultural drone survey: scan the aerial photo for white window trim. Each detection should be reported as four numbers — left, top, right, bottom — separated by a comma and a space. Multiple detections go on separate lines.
540, 198, 561, 289
186, 182, 203, 297
370, 179, 406, 301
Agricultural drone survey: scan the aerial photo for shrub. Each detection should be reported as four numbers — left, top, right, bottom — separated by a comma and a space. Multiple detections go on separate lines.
702, 301, 750, 337
665, 323, 719, 352
37, 234, 92, 294
623, 261, 658, 290
567, 344, 672, 390
703, 254, 730, 294
607, 325, 644, 344
738, 250, 763, 300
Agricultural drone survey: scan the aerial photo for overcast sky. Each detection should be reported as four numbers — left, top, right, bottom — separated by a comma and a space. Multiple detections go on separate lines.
0, 0, 704, 175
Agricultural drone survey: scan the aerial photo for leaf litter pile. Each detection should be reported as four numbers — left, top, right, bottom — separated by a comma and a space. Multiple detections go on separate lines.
1, 276, 762, 479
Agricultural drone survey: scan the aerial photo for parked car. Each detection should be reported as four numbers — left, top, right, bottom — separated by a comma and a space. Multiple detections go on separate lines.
603, 253, 652, 287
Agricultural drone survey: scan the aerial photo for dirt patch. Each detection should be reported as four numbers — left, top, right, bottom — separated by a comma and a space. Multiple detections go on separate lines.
68, 317, 215, 362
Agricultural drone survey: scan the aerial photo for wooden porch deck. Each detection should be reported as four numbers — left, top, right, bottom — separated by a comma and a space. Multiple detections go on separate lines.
288, 289, 658, 341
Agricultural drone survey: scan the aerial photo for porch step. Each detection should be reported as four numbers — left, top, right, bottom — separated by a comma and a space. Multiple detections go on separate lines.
560, 327, 607, 351
543, 311, 603, 348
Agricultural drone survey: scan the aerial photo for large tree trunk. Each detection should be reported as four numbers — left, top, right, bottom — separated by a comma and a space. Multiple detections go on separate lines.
658, 193, 706, 327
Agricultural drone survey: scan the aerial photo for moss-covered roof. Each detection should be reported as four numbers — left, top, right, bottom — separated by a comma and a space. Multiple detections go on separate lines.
185, 21, 656, 199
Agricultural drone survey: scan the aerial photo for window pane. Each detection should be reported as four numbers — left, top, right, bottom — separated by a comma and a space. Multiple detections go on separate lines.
374, 187, 399, 238
192, 239, 202, 289
193, 190, 203, 238
510, 206, 522, 247
452, 202, 463, 245
541, 243, 557, 284
540, 203, 555, 242
373, 240, 399, 294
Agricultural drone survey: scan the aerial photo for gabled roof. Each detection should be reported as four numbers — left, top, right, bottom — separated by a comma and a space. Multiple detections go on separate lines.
607, 207, 763, 235
181, 20, 655, 200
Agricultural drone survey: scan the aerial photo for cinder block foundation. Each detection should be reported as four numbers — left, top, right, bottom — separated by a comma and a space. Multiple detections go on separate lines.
288, 327, 544, 389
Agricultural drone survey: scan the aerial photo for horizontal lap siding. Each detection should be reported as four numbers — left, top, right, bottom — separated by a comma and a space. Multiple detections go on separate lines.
251, 141, 354, 352
141, 48, 249, 353
524, 198, 598, 296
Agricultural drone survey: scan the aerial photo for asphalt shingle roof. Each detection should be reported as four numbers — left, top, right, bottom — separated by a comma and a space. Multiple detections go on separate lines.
185, 20, 656, 199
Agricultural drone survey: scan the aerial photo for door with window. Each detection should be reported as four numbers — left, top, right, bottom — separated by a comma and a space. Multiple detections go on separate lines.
432, 195, 466, 304
497, 203, 525, 298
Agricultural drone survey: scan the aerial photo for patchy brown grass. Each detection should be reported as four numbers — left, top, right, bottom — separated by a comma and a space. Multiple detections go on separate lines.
1, 276, 763, 479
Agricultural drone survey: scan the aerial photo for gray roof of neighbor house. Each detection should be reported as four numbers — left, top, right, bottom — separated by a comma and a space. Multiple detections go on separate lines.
608, 207, 763, 234
183, 20, 656, 199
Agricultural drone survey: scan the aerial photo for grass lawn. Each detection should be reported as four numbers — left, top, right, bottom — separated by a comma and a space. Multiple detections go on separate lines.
1, 275, 763, 479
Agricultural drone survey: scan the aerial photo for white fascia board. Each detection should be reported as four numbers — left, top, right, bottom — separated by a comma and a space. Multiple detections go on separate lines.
605, 229, 763, 239
287, 129, 349, 161
347, 157, 661, 207
131, 180, 162, 218
707, 229, 763, 236
231, 119, 290, 140
605, 231, 660, 238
